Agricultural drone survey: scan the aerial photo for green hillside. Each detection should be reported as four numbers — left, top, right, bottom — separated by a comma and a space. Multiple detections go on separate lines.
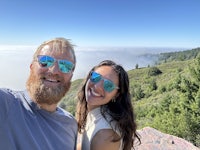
60, 48, 200, 147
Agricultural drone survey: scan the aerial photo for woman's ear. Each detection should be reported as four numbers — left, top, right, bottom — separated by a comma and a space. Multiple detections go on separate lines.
115, 92, 120, 98
111, 93, 120, 102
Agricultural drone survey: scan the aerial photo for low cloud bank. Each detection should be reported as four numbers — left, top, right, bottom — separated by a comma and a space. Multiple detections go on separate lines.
73, 46, 187, 80
0, 46, 187, 90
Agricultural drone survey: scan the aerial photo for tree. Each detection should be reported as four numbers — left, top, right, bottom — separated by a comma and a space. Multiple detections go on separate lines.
135, 63, 139, 69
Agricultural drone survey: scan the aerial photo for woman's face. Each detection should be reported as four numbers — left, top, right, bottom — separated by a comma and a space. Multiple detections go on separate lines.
85, 66, 119, 110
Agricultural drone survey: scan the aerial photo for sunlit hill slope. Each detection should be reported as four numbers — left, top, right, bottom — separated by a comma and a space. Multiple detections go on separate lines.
60, 47, 200, 147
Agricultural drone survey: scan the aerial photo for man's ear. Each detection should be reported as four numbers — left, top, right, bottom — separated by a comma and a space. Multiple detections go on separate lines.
30, 64, 33, 69
69, 72, 73, 80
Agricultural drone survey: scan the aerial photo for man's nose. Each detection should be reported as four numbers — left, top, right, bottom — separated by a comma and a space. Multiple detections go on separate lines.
49, 61, 60, 74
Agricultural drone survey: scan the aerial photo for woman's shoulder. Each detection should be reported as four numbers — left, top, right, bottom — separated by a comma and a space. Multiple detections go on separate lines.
91, 129, 121, 150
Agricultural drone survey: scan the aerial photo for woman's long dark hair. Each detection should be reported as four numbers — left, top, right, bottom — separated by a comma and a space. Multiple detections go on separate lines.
76, 60, 140, 150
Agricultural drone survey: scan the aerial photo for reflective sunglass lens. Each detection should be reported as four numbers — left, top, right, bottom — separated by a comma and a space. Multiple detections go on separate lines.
90, 72, 101, 83
58, 60, 74, 73
38, 55, 54, 67
103, 80, 115, 92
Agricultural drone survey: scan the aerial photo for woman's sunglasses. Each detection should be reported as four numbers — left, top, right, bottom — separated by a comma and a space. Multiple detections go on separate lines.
90, 71, 119, 92
37, 55, 74, 73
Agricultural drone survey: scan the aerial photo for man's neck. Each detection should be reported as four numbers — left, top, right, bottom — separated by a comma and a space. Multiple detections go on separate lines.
37, 103, 57, 112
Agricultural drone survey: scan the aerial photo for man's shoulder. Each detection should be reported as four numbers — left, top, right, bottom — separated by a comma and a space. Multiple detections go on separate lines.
56, 107, 78, 129
57, 106, 75, 119
1, 88, 26, 98
0, 88, 15, 98
0, 89, 24, 122
0, 88, 27, 104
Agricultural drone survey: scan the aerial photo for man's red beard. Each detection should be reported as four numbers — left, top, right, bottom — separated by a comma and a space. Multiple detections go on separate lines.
26, 71, 71, 105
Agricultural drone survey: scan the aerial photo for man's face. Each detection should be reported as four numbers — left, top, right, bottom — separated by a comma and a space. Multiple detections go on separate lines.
26, 44, 75, 105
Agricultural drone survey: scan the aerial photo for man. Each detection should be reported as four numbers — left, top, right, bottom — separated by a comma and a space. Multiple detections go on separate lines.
0, 38, 78, 150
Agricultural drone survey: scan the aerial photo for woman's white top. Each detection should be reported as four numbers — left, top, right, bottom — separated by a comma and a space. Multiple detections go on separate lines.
81, 107, 123, 150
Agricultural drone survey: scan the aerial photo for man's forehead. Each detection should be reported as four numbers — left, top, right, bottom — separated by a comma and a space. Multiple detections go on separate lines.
41, 45, 50, 53
40, 43, 62, 53
40, 43, 74, 59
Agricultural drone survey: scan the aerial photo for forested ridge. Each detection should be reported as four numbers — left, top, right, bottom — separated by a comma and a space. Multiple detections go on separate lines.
60, 47, 200, 147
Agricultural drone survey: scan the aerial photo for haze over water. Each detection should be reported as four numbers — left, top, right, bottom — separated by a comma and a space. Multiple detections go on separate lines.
0, 46, 188, 90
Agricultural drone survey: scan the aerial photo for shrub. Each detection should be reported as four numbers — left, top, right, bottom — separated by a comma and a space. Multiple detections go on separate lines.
148, 67, 162, 76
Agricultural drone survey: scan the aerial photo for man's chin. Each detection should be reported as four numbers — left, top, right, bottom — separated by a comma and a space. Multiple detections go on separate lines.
36, 85, 68, 105
42, 80, 62, 87
26, 74, 71, 105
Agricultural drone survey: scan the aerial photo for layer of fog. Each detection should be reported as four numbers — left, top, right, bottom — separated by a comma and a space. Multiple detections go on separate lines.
0, 46, 188, 90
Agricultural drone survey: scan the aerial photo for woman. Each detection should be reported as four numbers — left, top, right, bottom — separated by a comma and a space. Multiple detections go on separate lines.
76, 60, 140, 150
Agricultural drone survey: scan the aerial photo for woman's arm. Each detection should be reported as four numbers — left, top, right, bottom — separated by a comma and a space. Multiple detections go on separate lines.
77, 143, 81, 150
90, 129, 121, 150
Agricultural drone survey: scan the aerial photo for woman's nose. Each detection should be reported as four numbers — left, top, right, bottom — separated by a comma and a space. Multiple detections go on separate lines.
93, 79, 104, 90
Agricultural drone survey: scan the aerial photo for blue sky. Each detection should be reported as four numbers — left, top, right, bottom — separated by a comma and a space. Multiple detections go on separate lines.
0, 0, 200, 89
0, 0, 200, 48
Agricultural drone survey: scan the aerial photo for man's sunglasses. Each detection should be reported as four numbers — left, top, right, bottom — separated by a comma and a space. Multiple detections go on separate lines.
37, 55, 74, 73
90, 71, 119, 92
